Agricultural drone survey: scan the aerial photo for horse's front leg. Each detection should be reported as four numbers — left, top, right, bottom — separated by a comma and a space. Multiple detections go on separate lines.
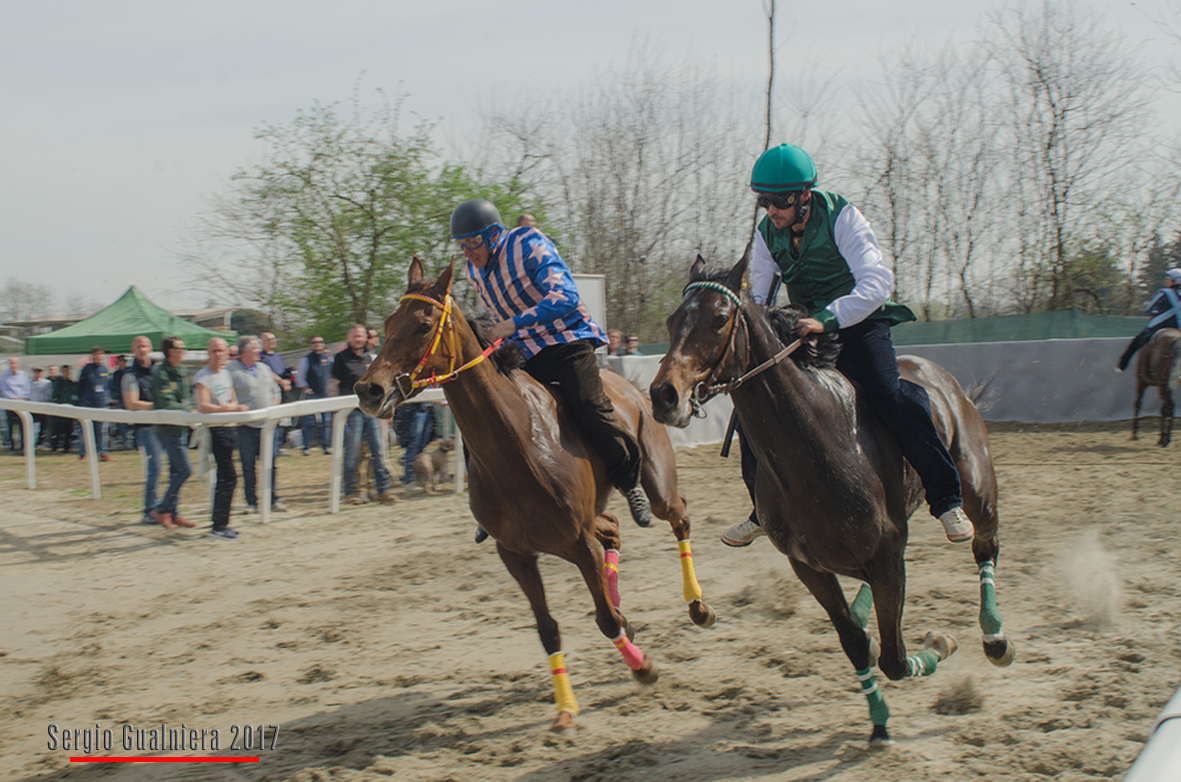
642, 458, 716, 628
868, 551, 958, 687
496, 544, 578, 731
571, 533, 659, 685
1132, 379, 1146, 440
787, 558, 889, 747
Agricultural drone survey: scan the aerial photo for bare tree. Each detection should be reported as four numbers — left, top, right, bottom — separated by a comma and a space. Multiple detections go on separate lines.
0, 278, 54, 323
987, 0, 1153, 312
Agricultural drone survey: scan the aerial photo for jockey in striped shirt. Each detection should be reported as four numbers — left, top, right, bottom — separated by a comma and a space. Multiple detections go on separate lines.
450, 199, 651, 529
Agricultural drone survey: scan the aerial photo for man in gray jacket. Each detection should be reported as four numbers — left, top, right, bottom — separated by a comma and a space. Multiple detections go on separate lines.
228, 335, 285, 513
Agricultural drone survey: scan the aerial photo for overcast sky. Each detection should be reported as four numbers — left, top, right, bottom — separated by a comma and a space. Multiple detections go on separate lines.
1, 0, 1174, 313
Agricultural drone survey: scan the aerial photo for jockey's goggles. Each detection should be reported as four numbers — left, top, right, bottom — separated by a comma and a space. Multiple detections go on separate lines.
756, 191, 801, 211
455, 235, 486, 250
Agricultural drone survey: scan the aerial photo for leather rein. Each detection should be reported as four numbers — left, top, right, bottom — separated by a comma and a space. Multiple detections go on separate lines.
681, 281, 802, 418
392, 292, 503, 399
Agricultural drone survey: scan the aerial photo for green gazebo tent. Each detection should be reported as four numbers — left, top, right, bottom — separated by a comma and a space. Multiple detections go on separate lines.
23, 286, 235, 355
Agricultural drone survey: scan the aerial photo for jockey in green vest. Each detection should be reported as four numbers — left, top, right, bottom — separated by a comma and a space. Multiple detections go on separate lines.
722, 143, 975, 548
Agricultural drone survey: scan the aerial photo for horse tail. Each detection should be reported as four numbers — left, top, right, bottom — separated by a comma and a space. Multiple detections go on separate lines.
965, 369, 1001, 412
1168, 334, 1181, 388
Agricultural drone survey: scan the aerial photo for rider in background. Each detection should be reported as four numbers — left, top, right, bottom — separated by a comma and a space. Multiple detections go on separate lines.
1116, 268, 1181, 373
450, 199, 652, 537
723, 143, 975, 548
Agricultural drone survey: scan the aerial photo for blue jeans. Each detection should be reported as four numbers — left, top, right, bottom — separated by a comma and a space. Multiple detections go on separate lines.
77, 415, 108, 456
157, 430, 192, 516
136, 426, 163, 517
401, 404, 433, 483
302, 402, 332, 453
343, 408, 391, 497
238, 426, 279, 507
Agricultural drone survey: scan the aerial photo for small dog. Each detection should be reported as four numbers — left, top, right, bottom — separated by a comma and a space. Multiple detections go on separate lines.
413, 438, 455, 494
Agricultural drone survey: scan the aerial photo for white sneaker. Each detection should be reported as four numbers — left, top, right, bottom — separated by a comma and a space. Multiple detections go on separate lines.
938, 507, 974, 543
272, 500, 287, 512
721, 517, 765, 547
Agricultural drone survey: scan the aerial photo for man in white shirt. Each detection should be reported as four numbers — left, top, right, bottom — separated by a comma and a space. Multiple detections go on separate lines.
228, 335, 285, 513
195, 337, 248, 539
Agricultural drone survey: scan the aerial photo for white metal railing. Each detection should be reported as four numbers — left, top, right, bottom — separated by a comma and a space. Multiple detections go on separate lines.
0, 389, 458, 524
1124, 684, 1181, 782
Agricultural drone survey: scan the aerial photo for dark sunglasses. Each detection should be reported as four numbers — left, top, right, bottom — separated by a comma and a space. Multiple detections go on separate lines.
756, 192, 800, 211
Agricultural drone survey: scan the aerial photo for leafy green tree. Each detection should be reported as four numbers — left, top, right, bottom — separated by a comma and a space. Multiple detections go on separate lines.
182, 91, 538, 340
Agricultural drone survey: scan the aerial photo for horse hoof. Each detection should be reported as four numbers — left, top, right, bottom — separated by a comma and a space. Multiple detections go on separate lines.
689, 600, 717, 628
867, 634, 881, 669
923, 631, 958, 661
984, 637, 1016, 667
550, 710, 576, 733
632, 657, 659, 686
868, 724, 894, 749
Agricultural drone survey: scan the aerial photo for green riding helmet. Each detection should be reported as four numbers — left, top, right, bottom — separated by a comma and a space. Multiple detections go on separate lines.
750, 144, 818, 193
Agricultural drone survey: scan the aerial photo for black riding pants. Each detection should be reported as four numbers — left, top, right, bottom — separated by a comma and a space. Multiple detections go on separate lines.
1118, 324, 1174, 371
523, 340, 642, 491
739, 318, 962, 521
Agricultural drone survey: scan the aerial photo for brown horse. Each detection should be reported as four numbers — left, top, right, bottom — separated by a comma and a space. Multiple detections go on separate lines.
356, 258, 715, 731
649, 252, 1013, 746
1132, 328, 1181, 446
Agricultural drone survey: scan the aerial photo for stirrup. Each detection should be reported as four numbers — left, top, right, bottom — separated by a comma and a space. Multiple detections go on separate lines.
624, 485, 652, 528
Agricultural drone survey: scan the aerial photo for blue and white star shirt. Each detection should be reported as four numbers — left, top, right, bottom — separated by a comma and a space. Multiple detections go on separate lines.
465, 226, 605, 359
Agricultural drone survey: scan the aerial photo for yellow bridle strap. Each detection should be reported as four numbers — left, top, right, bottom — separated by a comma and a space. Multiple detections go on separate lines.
396, 292, 503, 389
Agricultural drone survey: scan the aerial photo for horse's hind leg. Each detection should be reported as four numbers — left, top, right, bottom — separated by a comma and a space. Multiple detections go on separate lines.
956, 452, 1014, 667
570, 533, 658, 685
1158, 383, 1173, 447
787, 558, 891, 747
638, 422, 716, 629
496, 544, 579, 731
1132, 379, 1146, 440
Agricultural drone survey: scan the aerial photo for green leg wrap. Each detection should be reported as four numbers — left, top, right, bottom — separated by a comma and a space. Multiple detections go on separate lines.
850, 582, 874, 629
978, 562, 1003, 636
856, 667, 890, 726
906, 649, 940, 678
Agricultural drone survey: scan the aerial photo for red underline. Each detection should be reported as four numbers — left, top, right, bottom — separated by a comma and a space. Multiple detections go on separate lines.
70, 757, 259, 763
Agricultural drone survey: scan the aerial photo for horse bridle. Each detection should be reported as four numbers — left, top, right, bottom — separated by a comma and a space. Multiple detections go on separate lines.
391, 292, 503, 400
681, 281, 803, 417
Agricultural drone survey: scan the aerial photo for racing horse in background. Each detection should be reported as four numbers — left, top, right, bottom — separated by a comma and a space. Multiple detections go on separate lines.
649, 250, 1013, 746
1131, 327, 1181, 446
355, 258, 716, 732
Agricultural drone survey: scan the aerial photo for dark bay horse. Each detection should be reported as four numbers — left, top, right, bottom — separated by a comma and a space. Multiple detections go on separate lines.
649, 253, 1014, 746
356, 258, 715, 731
1132, 327, 1181, 446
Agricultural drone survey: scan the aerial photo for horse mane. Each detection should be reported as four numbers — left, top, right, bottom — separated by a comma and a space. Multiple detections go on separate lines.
698, 267, 840, 370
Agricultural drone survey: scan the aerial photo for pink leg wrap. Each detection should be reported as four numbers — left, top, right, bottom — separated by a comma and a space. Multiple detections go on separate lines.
604, 548, 621, 609
612, 631, 645, 671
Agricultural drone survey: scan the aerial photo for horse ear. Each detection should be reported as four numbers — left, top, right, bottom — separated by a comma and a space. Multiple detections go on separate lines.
408, 256, 425, 286
726, 242, 751, 292
690, 254, 707, 281
437, 260, 455, 295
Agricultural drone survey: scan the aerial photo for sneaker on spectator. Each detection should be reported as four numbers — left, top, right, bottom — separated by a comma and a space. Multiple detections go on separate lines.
140, 513, 157, 525
100, 454, 114, 462
345, 494, 367, 506
172, 515, 196, 528
376, 490, 400, 504
209, 527, 240, 540
272, 500, 288, 512
242, 504, 256, 514
157, 513, 179, 530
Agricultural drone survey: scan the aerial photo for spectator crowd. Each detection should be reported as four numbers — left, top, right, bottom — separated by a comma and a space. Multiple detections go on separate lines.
0, 330, 447, 539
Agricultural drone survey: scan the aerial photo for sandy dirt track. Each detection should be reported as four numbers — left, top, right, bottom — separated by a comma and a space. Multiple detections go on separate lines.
2, 422, 1179, 781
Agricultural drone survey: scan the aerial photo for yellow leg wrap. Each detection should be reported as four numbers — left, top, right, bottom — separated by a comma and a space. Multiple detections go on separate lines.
549, 652, 579, 716
678, 539, 703, 602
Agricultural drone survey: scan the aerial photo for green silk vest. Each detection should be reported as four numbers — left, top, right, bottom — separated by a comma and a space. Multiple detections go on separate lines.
757, 190, 915, 332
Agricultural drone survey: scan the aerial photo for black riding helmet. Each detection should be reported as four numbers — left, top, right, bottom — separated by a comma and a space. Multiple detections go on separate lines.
450, 199, 504, 239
